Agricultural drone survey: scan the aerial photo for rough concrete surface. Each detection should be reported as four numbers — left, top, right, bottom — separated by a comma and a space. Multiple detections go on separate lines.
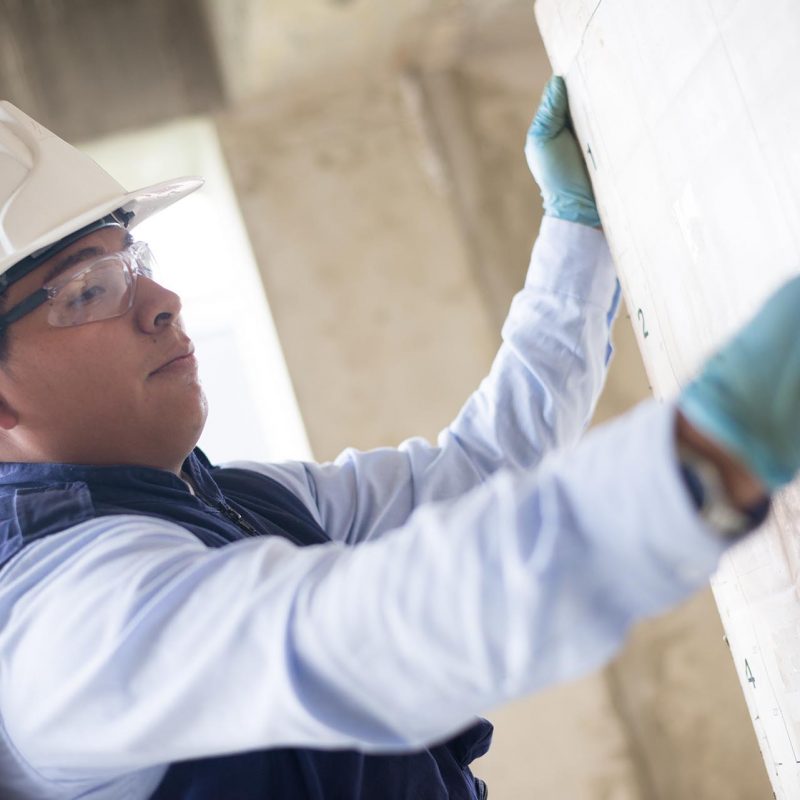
215, 71, 496, 458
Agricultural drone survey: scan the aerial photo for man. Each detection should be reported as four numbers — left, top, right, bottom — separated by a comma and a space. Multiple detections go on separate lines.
0, 76, 792, 799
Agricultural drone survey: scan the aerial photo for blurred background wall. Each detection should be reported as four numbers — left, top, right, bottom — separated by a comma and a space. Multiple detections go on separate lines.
0, 0, 772, 796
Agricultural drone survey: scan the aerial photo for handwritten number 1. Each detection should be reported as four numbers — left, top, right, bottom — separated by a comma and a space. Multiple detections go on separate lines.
745, 659, 756, 688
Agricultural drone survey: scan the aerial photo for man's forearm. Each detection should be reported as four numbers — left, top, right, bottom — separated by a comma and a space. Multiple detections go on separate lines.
676, 411, 769, 510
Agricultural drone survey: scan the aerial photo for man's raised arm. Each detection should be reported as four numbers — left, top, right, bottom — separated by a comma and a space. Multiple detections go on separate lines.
244, 77, 620, 545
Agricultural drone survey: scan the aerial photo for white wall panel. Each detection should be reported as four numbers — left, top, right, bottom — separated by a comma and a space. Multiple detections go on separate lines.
535, 1, 800, 796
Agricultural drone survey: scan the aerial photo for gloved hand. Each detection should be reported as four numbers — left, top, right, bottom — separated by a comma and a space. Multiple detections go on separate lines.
525, 75, 600, 228
679, 275, 800, 491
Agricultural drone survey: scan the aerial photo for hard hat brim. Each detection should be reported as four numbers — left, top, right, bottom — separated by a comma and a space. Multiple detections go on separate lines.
0, 176, 203, 277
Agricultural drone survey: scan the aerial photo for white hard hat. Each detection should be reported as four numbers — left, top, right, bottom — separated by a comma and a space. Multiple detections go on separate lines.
0, 100, 203, 288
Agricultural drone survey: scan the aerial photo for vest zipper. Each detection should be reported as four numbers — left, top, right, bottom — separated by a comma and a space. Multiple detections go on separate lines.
214, 501, 260, 537
187, 476, 260, 538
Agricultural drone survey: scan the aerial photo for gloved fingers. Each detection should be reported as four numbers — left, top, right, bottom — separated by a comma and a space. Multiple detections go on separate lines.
529, 75, 569, 141
524, 73, 600, 227
678, 273, 800, 491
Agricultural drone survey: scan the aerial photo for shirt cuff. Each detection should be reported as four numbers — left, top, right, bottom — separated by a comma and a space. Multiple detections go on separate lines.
593, 399, 731, 590
525, 217, 618, 312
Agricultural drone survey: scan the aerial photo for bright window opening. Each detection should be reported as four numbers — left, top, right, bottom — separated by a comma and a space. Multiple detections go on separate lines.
82, 118, 312, 464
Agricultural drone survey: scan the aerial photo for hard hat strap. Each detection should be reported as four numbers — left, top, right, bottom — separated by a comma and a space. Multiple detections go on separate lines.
0, 211, 131, 295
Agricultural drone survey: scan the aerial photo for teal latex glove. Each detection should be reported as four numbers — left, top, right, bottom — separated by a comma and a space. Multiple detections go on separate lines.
525, 75, 600, 228
679, 275, 800, 491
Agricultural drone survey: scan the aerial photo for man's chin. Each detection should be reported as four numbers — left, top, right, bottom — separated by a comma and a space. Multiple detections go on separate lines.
184, 393, 209, 450
153, 390, 209, 470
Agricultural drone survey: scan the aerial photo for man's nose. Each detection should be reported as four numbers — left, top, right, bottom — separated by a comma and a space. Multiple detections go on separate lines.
133, 276, 183, 334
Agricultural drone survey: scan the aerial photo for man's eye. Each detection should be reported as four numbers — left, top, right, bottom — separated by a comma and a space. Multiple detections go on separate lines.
64, 283, 106, 309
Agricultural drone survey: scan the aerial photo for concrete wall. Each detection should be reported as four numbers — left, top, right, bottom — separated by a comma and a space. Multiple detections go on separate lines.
0, 0, 223, 140
214, 70, 496, 457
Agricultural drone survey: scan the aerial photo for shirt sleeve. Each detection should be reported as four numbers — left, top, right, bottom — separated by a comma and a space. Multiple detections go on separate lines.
228, 217, 622, 544
0, 401, 729, 783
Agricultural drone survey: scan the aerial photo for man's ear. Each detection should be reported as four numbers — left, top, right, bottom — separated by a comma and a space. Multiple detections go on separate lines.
0, 394, 19, 430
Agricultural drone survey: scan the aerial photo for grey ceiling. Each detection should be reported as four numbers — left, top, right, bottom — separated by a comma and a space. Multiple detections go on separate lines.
0, 0, 522, 141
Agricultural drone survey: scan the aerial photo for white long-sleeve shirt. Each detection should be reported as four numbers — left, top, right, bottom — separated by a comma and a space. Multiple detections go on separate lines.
0, 218, 728, 799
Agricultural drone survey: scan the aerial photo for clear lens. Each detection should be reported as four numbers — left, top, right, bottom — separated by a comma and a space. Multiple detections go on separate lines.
47, 254, 135, 328
131, 242, 156, 279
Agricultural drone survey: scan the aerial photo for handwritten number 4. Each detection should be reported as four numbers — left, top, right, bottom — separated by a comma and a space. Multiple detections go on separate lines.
586, 144, 597, 171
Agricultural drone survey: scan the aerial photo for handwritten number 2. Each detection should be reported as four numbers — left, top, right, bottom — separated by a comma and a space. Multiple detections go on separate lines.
637, 308, 649, 339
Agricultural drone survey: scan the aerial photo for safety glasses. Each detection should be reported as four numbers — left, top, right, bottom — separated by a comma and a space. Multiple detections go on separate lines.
0, 242, 156, 330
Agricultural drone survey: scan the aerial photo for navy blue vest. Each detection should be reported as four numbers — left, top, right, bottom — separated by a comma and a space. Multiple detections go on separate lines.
0, 450, 492, 799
